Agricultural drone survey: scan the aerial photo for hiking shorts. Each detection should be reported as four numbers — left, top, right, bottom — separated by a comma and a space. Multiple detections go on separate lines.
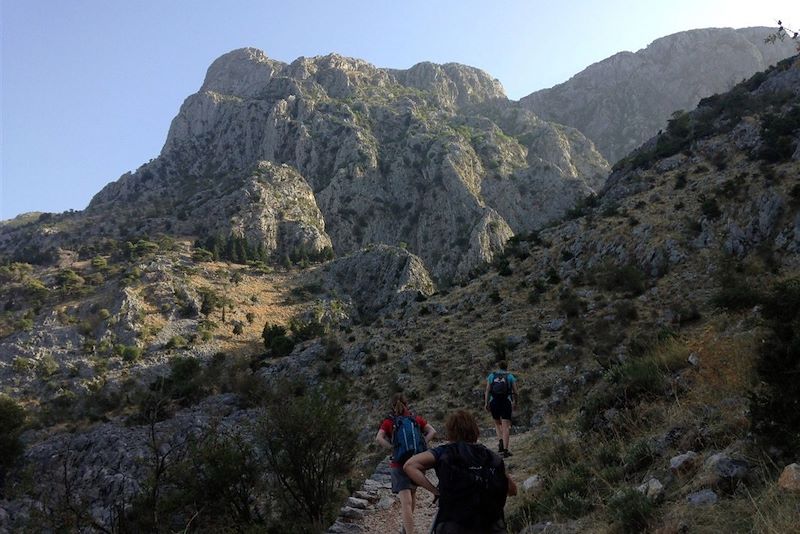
390, 466, 417, 493
489, 397, 512, 421
433, 518, 508, 533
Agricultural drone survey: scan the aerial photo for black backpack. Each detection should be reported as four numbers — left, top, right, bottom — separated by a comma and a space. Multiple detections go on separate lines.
490, 372, 510, 397
434, 442, 508, 529
391, 415, 428, 465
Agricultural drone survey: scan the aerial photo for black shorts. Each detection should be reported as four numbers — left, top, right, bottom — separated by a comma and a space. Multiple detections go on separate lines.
434, 518, 507, 533
489, 397, 512, 421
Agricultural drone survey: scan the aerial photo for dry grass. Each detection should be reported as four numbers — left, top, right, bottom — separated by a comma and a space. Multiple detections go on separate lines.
685, 324, 758, 403
187, 264, 307, 357
655, 483, 800, 534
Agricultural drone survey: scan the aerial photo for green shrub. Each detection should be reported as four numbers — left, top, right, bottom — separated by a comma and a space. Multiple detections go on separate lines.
595, 442, 621, 467
91, 256, 108, 270
607, 488, 653, 532
56, 268, 85, 290
757, 106, 800, 162
558, 289, 585, 318
290, 317, 326, 342
262, 323, 295, 357
750, 278, 800, 455
606, 358, 665, 398
165, 335, 188, 350
546, 267, 561, 284
623, 439, 656, 473
527, 290, 541, 304
488, 336, 510, 362
198, 288, 221, 316
495, 257, 513, 276
168, 427, 267, 529
614, 300, 638, 324
36, 354, 59, 378
674, 172, 688, 189
12, 356, 33, 373
0, 395, 25, 491
526, 326, 542, 343
519, 465, 594, 522
712, 286, 763, 310
149, 356, 206, 405
700, 195, 722, 220
121, 345, 142, 362
592, 262, 646, 295
256, 384, 357, 529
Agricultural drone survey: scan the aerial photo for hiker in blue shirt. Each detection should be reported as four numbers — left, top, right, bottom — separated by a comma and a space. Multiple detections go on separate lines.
484, 360, 517, 457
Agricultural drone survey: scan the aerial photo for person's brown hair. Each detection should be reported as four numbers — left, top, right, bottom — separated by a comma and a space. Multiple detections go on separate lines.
445, 409, 480, 443
390, 393, 408, 415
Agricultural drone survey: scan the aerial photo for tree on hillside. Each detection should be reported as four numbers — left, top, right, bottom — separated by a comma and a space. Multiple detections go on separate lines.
765, 20, 800, 51
0, 395, 25, 495
255, 384, 357, 529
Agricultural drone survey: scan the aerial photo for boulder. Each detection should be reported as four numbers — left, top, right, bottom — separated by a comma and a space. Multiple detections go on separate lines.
523, 475, 545, 496
687, 489, 718, 506
670, 451, 700, 476
778, 463, 800, 493
636, 477, 664, 501
704, 453, 749, 482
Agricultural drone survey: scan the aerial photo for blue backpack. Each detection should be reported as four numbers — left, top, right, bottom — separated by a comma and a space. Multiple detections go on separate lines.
391, 415, 427, 464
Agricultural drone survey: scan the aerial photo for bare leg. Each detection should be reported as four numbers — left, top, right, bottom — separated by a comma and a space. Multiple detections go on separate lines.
493, 418, 504, 449
501, 418, 512, 452
398, 488, 415, 534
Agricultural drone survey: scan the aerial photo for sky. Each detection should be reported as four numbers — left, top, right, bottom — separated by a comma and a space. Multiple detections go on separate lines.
1, 0, 795, 220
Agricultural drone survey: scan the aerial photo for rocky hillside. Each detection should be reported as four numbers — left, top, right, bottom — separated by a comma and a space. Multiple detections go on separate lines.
0, 48, 608, 285
521, 27, 796, 164
1, 48, 800, 534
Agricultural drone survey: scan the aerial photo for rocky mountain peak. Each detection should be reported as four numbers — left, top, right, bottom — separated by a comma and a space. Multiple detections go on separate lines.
83, 47, 609, 283
392, 61, 506, 108
521, 27, 797, 163
200, 47, 286, 97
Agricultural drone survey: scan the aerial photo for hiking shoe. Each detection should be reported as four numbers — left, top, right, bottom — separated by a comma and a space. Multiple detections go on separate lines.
498, 439, 505, 453
502, 449, 513, 458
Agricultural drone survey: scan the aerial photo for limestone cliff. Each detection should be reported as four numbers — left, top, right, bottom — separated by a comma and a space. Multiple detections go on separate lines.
521, 27, 796, 163
86, 48, 608, 282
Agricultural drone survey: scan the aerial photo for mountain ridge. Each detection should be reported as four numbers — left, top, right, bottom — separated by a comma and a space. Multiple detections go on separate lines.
520, 26, 797, 163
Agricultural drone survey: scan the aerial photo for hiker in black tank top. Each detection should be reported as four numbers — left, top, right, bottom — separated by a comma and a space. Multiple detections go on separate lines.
404, 409, 517, 534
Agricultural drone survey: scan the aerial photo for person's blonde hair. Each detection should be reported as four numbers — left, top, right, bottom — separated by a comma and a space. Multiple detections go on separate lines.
390, 393, 408, 415
445, 409, 480, 443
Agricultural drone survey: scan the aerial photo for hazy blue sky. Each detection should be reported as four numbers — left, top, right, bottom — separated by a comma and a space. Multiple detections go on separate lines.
1, 0, 794, 220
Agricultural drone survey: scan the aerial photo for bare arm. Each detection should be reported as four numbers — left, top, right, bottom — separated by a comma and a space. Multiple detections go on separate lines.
423, 423, 436, 443
511, 380, 518, 407
403, 451, 438, 496
484, 379, 491, 410
375, 428, 392, 450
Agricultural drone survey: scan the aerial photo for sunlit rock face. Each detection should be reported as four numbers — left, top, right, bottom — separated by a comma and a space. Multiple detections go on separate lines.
521, 27, 797, 164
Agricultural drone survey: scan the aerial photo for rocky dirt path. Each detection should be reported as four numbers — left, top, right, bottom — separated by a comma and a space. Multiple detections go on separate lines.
328, 436, 507, 534
359, 468, 439, 534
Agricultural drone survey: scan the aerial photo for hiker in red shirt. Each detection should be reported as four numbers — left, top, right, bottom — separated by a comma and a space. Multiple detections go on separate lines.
376, 393, 436, 534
